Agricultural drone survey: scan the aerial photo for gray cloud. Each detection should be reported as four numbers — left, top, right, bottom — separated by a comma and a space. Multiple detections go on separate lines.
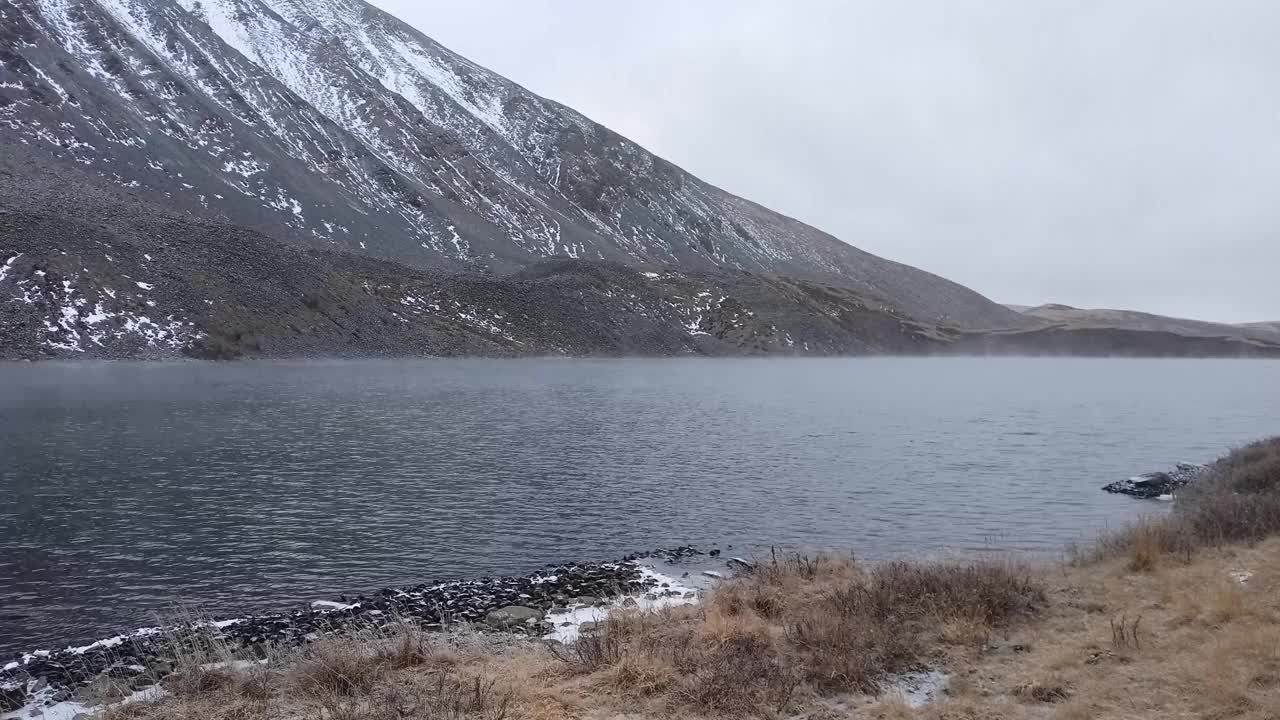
370, 0, 1280, 322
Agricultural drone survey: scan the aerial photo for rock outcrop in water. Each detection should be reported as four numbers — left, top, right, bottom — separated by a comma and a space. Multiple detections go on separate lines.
1102, 462, 1209, 499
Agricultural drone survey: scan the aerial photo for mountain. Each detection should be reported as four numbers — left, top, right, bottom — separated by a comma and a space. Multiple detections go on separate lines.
4, 0, 1273, 361
1238, 320, 1280, 337
1013, 304, 1280, 345
0, 0, 1040, 359
934, 303, 1280, 358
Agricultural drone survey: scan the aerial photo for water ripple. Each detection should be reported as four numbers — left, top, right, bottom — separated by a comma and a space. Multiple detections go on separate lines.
1, 357, 1278, 654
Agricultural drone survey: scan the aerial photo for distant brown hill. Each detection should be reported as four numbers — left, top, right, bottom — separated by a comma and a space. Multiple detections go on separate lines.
1005, 304, 1280, 345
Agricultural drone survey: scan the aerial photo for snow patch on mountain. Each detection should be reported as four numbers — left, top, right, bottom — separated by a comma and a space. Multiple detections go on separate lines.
0, 260, 194, 355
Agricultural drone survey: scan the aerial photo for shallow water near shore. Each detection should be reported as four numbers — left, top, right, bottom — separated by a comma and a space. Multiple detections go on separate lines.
2, 357, 1279, 655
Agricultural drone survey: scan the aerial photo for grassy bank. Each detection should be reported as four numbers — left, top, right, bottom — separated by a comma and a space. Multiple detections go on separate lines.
95, 439, 1280, 719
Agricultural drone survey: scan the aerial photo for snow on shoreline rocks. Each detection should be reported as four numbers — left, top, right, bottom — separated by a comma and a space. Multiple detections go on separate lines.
0, 548, 712, 717
1102, 462, 1210, 499
543, 565, 702, 644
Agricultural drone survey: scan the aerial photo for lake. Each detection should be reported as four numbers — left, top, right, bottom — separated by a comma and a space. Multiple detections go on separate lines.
2, 358, 1278, 655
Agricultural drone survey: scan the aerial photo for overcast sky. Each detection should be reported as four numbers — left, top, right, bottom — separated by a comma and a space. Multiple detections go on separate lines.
371, 1, 1278, 323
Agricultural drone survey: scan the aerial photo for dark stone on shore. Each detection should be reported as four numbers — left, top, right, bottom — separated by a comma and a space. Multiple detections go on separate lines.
0, 554, 674, 711
621, 546, 705, 564
1102, 462, 1209, 499
1, 685, 26, 713
484, 606, 544, 629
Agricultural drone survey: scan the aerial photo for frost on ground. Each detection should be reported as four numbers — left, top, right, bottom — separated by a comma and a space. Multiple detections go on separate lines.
543, 565, 701, 644
885, 669, 950, 708
0, 684, 166, 720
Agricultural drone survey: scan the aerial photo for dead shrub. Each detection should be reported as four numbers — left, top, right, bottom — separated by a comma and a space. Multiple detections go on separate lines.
554, 605, 801, 714
547, 614, 632, 673
1178, 491, 1280, 548
790, 559, 1039, 693
601, 654, 676, 696
713, 580, 787, 620
1209, 437, 1280, 495
417, 672, 515, 720
231, 666, 274, 704
289, 637, 385, 702
785, 607, 919, 692
163, 667, 239, 698
375, 626, 456, 671
938, 616, 991, 649
670, 626, 801, 715
1126, 521, 1164, 572
1109, 615, 1141, 650
834, 560, 1043, 626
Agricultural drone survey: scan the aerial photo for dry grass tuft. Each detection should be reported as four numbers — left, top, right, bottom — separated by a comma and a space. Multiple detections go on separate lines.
375, 626, 457, 670
548, 554, 1041, 713
599, 653, 676, 696
1013, 677, 1071, 704
288, 636, 385, 700
1125, 520, 1165, 572
1109, 614, 1141, 650
1207, 584, 1249, 625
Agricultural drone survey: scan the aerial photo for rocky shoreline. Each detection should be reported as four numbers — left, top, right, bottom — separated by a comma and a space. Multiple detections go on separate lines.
0, 457, 1226, 716
1101, 462, 1210, 499
0, 547, 712, 716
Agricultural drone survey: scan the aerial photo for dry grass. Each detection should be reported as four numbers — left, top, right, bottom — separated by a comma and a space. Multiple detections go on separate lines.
102, 624, 522, 720
98, 547, 1280, 720
546, 553, 1041, 716
95, 437, 1280, 719
102, 556, 1040, 720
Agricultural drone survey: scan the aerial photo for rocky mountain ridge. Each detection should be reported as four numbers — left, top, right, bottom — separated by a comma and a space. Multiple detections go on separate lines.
1, 0, 1273, 359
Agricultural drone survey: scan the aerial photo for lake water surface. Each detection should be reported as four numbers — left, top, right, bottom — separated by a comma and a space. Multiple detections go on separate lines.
2, 358, 1278, 655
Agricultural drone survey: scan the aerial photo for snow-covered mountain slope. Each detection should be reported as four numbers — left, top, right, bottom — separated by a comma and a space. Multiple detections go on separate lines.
0, 0, 1024, 331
